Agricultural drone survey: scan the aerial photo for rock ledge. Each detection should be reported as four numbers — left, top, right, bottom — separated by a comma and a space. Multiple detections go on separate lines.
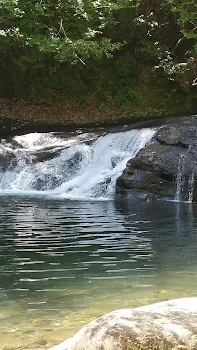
116, 117, 197, 202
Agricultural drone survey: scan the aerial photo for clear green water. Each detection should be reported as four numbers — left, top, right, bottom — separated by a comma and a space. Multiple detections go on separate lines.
0, 197, 197, 349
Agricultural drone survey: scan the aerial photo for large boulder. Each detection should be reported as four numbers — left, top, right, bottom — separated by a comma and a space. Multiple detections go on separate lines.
116, 117, 197, 202
49, 298, 197, 350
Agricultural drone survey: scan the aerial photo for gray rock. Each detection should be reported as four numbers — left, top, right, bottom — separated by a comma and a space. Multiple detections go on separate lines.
116, 118, 197, 202
49, 298, 197, 350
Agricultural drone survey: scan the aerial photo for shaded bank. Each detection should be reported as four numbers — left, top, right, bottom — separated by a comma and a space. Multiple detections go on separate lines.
0, 95, 175, 138
0, 94, 196, 138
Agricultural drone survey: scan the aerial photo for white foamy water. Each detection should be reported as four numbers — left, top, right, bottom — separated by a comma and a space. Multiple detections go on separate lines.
14, 132, 97, 151
0, 129, 155, 200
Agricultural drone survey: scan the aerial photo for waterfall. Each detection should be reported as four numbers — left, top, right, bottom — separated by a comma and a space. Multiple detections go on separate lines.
0, 129, 155, 200
188, 172, 195, 203
175, 155, 186, 202
175, 146, 195, 203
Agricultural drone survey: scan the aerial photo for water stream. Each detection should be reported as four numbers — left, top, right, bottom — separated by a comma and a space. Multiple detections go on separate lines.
0, 129, 197, 349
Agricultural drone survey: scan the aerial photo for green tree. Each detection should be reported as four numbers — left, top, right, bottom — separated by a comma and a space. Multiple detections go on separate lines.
0, 0, 128, 65
0, 0, 196, 102
133, 0, 197, 87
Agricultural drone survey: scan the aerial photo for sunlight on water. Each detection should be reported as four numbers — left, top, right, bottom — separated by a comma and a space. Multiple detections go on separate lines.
0, 198, 197, 349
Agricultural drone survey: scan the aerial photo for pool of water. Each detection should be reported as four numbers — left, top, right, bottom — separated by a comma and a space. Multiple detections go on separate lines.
0, 197, 197, 349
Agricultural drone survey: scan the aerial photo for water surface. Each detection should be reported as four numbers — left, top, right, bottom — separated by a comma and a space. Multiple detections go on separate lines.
0, 197, 197, 349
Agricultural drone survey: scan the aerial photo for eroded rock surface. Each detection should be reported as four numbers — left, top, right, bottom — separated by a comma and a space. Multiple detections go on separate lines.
49, 298, 197, 350
116, 117, 197, 202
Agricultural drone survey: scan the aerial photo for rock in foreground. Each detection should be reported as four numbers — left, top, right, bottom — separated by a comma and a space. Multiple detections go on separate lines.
49, 298, 197, 350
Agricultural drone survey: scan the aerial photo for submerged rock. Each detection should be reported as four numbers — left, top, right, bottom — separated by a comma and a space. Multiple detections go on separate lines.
49, 298, 197, 350
116, 117, 197, 202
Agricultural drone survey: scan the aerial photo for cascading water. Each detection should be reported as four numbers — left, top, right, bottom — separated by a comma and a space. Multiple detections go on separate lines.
175, 154, 186, 202
0, 129, 155, 200
175, 145, 195, 203
188, 172, 195, 203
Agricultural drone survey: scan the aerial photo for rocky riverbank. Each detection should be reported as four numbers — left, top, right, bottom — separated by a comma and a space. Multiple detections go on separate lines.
116, 116, 197, 202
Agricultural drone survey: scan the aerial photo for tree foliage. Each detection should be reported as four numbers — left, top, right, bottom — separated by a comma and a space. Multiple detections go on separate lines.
0, 0, 129, 64
0, 0, 196, 101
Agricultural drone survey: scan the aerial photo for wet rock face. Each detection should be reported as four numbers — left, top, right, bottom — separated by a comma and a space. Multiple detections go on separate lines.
116, 118, 197, 202
49, 298, 197, 350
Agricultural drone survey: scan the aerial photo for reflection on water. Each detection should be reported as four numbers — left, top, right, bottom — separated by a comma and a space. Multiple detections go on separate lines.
0, 198, 197, 349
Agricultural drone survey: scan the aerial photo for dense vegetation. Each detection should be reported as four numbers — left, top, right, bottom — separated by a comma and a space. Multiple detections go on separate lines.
0, 0, 197, 116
